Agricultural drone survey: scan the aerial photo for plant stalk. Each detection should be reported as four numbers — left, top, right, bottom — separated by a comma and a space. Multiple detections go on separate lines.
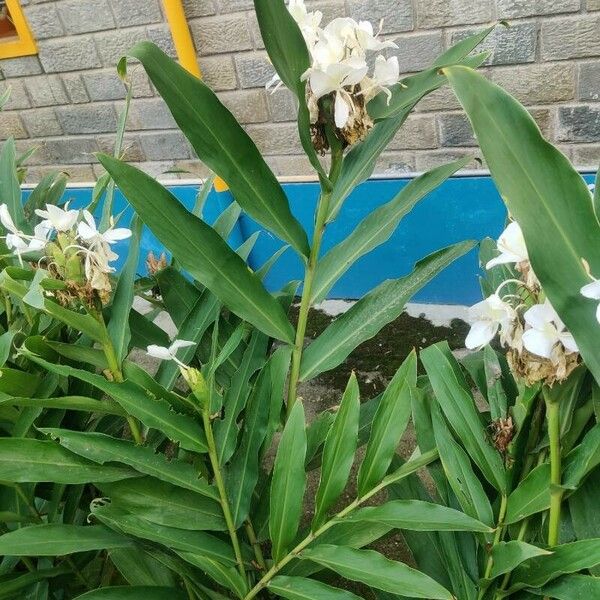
245, 519, 267, 572
243, 449, 438, 600
480, 494, 508, 600
545, 395, 562, 547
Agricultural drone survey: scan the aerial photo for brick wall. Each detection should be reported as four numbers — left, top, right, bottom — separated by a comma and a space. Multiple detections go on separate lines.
1, 0, 599, 182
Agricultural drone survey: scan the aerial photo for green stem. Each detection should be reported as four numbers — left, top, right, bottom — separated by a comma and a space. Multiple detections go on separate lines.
3, 291, 12, 325
545, 395, 562, 547
479, 494, 508, 600
243, 449, 438, 600
202, 407, 246, 580
245, 519, 267, 572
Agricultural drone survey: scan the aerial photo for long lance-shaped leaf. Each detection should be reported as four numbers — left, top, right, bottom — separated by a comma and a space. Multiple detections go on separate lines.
0, 566, 70, 599
532, 575, 600, 600
41, 428, 218, 500
489, 541, 552, 579
0, 438, 138, 484
301, 545, 453, 600
74, 588, 187, 600
0, 395, 125, 416
0, 524, 131, 556
357, 352, 416, 496
254, 0, 329, 187
126, 42, 309, 258
24, 351, 208, 454
0, 138, 24, 229
269, 576, 362, 600
300, 242, 475, 381
314, 158, 471, 302
313, 374, 360, 529
422, 342, 506, 492
270, 401, 307, 562
99, 154, 294, 344
445, 65, 600, 383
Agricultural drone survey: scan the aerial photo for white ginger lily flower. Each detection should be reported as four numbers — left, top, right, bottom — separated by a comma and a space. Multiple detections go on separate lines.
522, 300, 579, 359
465, 293, 516, 350
324, 18, 397, 55
0, 204, 51, 259
288, 0, 322, 46
78, 211, 132, 250
486, 221, 529, 270
581, 278, 600, 324
359, 55, 400, 103
146, 339, 196, 368
35, 203, 79, 232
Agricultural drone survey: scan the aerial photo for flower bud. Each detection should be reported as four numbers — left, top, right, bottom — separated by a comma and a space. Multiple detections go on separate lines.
182, 367, 210, 409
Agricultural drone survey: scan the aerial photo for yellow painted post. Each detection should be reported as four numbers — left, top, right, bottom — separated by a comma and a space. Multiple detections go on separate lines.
0, 0, 38, 59
162, 0, 228, 191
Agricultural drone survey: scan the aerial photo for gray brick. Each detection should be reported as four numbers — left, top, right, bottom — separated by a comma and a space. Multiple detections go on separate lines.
39, 137, 100, 165
416, 0, 493, 28
376, 152, 417, 175
558, 106, 600, 142
217, 0, 253, 11
183, 0, 216, 18
218, 90, 269, 124
96, 29, 147, 66
589, 0, 600, 9
57, 0, 115, 34
21, 108, 63, 138
61, 74, 90, 104
129, 69, 154, 98
25, 75, 68, 107
389, 115, 438, 150
0, 81, 31, 110
28, 163, 96, 182
491, 63, 575, 104
235, 53, 275, 89
528, 107, 554, 138
109, 0, 162, 26
246, 123, 302, 155
267, 154, 319, 178
199, 55, 238, 91
98, 135, 146, 162
171, 159, 212, 179
497, 0, 580, 18
347, 0, 413, 34
542, 16, 600, 61
416, 150, 480, 172
0, 56, 43, 78
38, 38, 101, 72
146, 24, 177, 58
83, 72, 128, 102
23, 4, 64, 38
451, 23, 537, 66
190, 15, 252, 55
387, 33, 443, 74
439, 114, 476, 147
56, 104, 118, 135
572, 145, 600, 166
0, 113, 28, 139
416, 87, 462, 113
126, 98, 177, 130
139, 131, 192, 160
579, 64, 600, 102
267, 89, 299, 122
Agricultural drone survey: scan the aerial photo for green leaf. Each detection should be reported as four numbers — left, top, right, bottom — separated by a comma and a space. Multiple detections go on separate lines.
0, 138, 24, 229
176, 553, 247, 599
108, 216, 141, 364
314, 158, 471, 302
445, 65, 600, 383
344, 499, 493, 533
0, 524, 131, 556
110, 547, 177, 587
301, 242, 475, 381
421, 342, 506, 492
0, 367, 42, 396
511, 538, 600, 590
563, 422, 600, 488
91, 502, 238, 565
484, 345, 508, 420
74, 587, 187, 600
0, 567, 69, 600
270, 401, 307, 562
24, 352, 208, 453
0, 329, 15, 367
269, 576, 362, 600
99, 154, 294, 343
264, 344, 294, 452
301, 545, 453, 599
532, 574, 600, 599
358, 352, 416, 496
42, 429, 217, 499
126, 42, 309, 257
505, 462, 550, 524
313, 373, 360, 529
129, 308, 170, 349
0, 394, 125, 416
489, 541, 552, 579
0, 438, 138, 484
157, 267, 200, 326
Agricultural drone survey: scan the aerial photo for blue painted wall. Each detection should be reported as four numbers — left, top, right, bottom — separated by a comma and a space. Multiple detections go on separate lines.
24, 172, 595, 305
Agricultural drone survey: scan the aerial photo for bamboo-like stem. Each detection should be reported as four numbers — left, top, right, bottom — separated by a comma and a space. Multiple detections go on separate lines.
479, 494, 508, 600
243, 449, 438, 600
545, 395, 562, 547
245, 519, 267, 572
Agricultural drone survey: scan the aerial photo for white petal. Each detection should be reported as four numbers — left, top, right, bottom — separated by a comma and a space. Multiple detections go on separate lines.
522, 329, 556, 359
596, 303, 600, 325
465, 321, 498, 350
104, 228, 132, 243
169, 339, 196, 353
524, 302, 555, 330
78, 222, 97, 240
6, 233, 27, 250
485, 252, 520, 270
581, 280, 600, 301
558, 331, 579, 354
497, 221, 528, 262
0, 204, 17, 233
309, 69, 337, 99
146, 345, 173, 360
334, 92, 351, 128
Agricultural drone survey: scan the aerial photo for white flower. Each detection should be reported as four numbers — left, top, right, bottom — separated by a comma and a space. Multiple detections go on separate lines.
146, 339, 196, 367
35, 203, 79, 232
465, 294, 516, 350
522, 300, 579, 359
581, 278, 600, 324
0, 203, 51, 260
358, 55, 400, 104
288, 0, 322, 46
486, 222, 529, 270
78, 211, 132, 248
324, 18, 397, 56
